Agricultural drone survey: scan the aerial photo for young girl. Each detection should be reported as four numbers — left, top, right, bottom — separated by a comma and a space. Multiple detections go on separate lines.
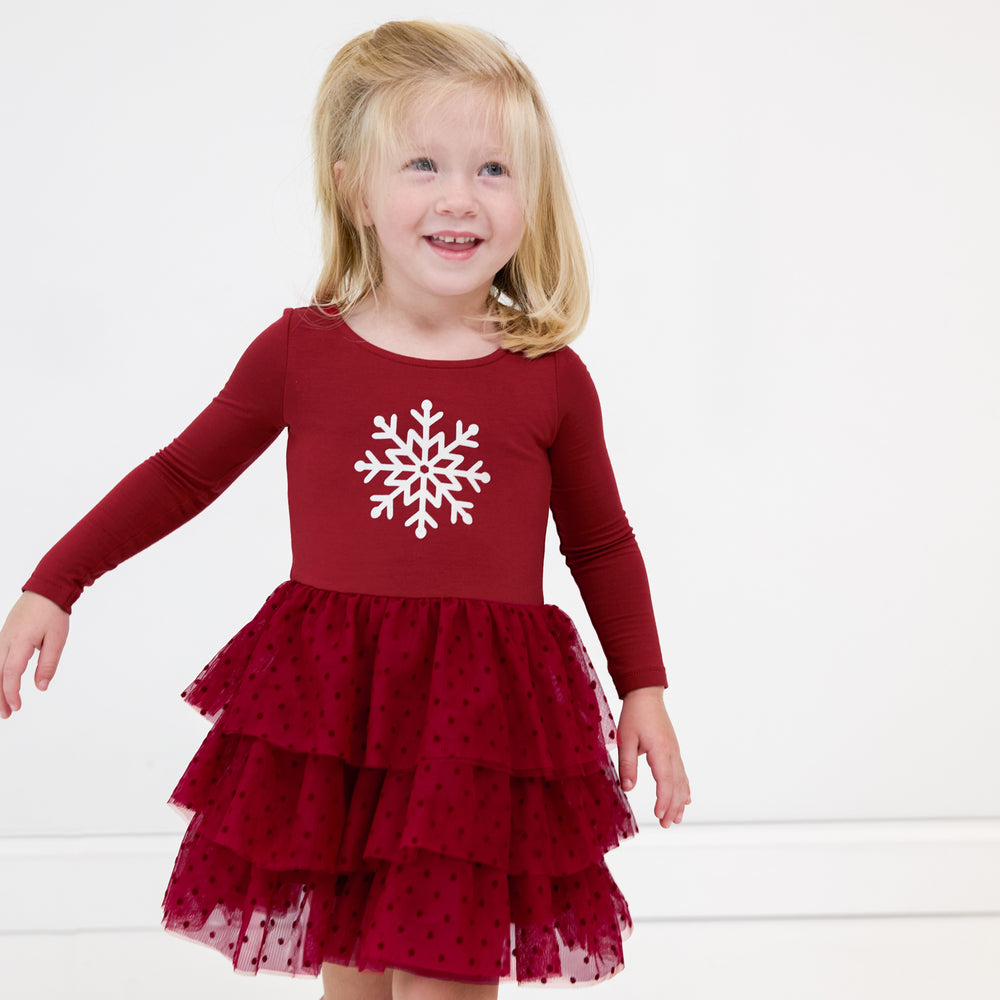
0, 20, 689, 1000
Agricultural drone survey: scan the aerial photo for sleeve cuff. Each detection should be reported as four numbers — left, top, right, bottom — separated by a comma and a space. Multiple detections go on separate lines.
22, 575, 79, 615
609, 665, 668, 699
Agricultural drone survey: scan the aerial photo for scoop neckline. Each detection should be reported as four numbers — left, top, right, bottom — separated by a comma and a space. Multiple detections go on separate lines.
331, 309, 508, 369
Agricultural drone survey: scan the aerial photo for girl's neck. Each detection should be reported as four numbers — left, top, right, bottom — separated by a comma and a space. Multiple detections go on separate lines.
345, 292, 501, 361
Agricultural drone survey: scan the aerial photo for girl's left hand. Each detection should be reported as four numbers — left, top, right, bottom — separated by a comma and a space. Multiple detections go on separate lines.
616, 686, 691, 828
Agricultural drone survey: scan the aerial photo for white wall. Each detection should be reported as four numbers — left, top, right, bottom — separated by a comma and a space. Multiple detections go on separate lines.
2, 0, 998, 959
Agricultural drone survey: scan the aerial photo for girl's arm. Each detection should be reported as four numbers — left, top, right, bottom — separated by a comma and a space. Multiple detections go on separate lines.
23, 313, 289, 614
548, 349, 690, 824
1, 312, 291, 717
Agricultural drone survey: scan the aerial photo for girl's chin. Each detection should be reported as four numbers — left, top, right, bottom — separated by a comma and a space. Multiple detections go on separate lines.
377, 278, 497, 309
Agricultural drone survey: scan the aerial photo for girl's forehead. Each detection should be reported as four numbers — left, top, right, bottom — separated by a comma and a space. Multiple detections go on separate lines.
396, 89, 508, 148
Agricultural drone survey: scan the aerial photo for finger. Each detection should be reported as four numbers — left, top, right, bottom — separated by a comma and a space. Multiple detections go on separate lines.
647, 745, 682, 826
661, 791, 685, 828
0, 648, 10, 720
35, 627, 67, 692
617, 729, 639, 792
665, 774, 692, 827
1, 641, 35, 716
647, 751, 671, 820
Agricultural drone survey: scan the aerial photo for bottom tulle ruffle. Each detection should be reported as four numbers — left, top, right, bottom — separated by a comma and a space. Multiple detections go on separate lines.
162, 582, 637, 985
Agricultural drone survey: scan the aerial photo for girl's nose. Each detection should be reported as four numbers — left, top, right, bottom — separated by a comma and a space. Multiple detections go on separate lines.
435, 175, 477, 216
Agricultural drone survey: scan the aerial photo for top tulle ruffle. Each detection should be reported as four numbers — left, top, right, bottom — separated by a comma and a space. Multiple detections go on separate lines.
183, 584, 620, 776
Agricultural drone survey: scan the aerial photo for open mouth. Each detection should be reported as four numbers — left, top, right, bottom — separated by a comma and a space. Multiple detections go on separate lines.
425, 234, 482, 255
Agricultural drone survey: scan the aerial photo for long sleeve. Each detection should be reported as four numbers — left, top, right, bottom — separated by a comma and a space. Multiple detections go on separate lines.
23, 312, 291, 613
548, 349, 667, 698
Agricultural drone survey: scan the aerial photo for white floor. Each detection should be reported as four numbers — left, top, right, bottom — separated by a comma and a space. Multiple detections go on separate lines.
2, 916, 998, 999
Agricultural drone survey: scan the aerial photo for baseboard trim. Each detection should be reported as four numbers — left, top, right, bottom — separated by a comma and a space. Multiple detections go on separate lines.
3, 818, 998, 933
610, 817, 1000, 920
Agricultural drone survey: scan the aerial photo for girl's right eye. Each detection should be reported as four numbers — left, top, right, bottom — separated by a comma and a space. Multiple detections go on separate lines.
406, 157, 435, 172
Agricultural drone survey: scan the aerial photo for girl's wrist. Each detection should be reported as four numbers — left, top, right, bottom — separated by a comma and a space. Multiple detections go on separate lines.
622, 685, 665, 701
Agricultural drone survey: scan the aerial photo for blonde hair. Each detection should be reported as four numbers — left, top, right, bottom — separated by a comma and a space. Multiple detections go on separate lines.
312, 20, 589, 357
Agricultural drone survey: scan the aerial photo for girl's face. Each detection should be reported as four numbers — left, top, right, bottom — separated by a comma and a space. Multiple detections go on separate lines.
360, 90, 525, 314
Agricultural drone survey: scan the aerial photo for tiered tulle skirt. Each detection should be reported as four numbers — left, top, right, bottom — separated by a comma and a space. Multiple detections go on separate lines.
162, 582, 637, 985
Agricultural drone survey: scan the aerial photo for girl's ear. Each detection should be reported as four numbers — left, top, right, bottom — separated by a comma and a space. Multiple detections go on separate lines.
333, 160, 373, 226
335, 160, 374, 227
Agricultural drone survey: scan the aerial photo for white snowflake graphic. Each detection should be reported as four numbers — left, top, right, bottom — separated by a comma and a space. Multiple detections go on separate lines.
353, 399, 491, 539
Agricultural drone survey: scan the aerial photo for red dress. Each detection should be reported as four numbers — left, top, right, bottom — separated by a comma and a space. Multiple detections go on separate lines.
25, 307, 666, 986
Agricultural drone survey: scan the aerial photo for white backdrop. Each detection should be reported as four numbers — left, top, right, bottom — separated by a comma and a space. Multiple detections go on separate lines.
1, 0, 998, 880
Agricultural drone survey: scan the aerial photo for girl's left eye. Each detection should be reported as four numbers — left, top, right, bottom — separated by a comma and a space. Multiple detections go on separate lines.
479, 162, 508, 177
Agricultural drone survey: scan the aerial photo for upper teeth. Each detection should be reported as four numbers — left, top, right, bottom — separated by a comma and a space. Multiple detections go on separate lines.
436, 236, 476, 243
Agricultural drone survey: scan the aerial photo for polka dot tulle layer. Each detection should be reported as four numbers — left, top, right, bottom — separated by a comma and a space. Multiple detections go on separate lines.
162, 582, 637, 985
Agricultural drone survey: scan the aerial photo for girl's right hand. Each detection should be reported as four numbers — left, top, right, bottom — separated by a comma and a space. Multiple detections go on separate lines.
0, 592, 69, 719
